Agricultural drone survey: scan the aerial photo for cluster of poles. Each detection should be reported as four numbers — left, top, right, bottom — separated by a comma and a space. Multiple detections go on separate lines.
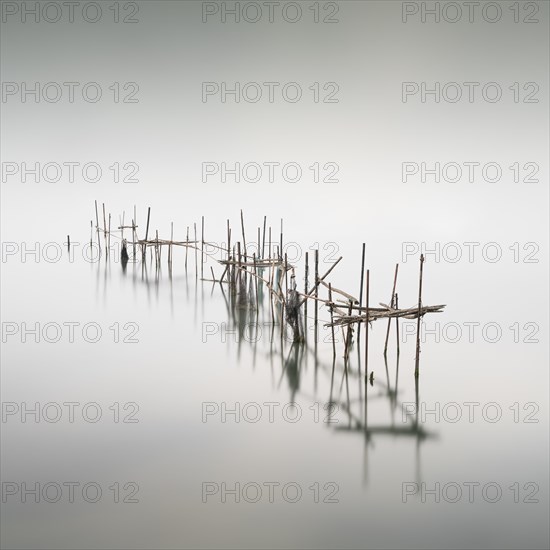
87, 202, 445, 378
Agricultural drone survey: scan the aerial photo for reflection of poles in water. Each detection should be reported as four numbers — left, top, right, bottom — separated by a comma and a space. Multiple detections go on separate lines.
277, 343, 301, 404
121, 238, 129, 270
415, 376, 421, 485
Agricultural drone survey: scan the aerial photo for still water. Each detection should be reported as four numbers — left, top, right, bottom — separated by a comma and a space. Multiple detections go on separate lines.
1, 218, 549, 550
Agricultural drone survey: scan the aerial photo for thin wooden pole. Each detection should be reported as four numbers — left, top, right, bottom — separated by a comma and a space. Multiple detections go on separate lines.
201, 215, 205, 279
240, 210, 247, 260
102, 203, 107, 252
395, 293, 400, 355
253, 253, 259, 311
304, 252, 309, 330
364, 269, 370, 379
358, 243, 366, 341
94, 201, 101, 253
194, 223, 198, 279
155, 229, 159, 267
284, 253, 289, 298
384, 264, 399, 356
262, 216, 266, 259
144, 207, 150, 240
237, 242, 241, 287
169, 221, 173, 266
414, 254, 425, 378
227, 226, 231, 283
314, 249, 319, 334
279, 219, 283, 260
185, 226, 189, 271
329, 283, 336, 359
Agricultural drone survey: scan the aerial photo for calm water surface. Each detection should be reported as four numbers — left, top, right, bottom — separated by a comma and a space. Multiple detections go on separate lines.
1, 221, 549, 549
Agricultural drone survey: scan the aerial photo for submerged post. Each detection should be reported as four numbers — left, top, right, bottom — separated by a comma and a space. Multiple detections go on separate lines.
414, 254, 425, 378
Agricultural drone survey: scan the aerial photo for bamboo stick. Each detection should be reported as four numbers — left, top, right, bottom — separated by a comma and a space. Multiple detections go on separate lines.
299, 256, 343, 307
395, 293, 400, 355
262, 215, 266, 259
414, 254, 424, 378
201, 216, 205, 279
384, 264, 399, 356
253, 253, 259, 311
304, 252, 309, 330
314, 249, 319, 331
102, 203, 107, 252
364, 269, 370, 379
358, 243, 366, 340
329, 283, 336, 359
194, 223, 198, 279
94, 201, 101, 253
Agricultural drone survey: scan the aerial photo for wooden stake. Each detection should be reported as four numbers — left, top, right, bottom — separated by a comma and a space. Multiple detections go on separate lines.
102, 203, 107, 252
329, 283, 336, 359
253, 253, 259, 311
185, 226, 189, 271
240, 210, 247, 261
201, 215, 204, 279
145, 206, 151, 248
358, 243, 366, 340
314, 249, 319, 333
226, 220, 231, 283
304, 252, 309, 329
279, 219, 283, 261
169, 221, 173, 266
194, 223, 198, 279
395, 293, 400, 355
384, 263, 399, 356
364, 269, 370, 379
414, 255, 424, 378
94, 201, 101, 253
262, 215, 266, 259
